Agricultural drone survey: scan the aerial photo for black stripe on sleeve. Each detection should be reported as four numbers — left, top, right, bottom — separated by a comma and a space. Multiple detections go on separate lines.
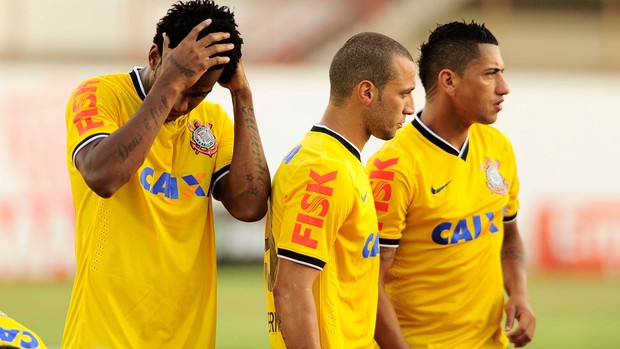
278, 248, 326, 270
379, 238, 400, 248
71, 132, 109, 163
208, 164, 231, 198
504, 212, 518, 222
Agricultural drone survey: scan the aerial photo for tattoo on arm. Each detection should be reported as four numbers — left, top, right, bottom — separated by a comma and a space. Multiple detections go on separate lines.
120, 95, 168, 162
168, 55, 196, 77
501, 246, 524, 263
147, 95, 169, 130
241, 106, 269, 195
116, 132, 143, 161
379, 247, 396, 263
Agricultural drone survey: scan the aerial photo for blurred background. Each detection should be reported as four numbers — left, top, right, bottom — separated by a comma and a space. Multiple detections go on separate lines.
0, 0, 619, 348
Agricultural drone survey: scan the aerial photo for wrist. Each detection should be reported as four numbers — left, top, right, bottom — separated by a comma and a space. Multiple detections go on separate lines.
230, 86, 251, 98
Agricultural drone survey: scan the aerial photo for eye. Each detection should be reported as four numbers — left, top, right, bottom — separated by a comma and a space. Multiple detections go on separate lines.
487, 68, 502, 76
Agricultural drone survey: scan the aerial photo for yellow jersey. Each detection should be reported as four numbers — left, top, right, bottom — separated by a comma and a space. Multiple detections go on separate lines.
265, 125, 380, 348
0, 311, 47, 349
367, 115, 519, 348
63, 67, 234, 348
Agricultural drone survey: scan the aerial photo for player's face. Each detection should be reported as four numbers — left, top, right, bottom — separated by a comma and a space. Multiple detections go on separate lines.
166, 68, 223, 122
366, 55, 416, 140
453, 43, 510, 125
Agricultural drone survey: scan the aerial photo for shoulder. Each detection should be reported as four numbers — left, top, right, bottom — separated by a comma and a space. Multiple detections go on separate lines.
69, 73, 133, 101
367, 124, 417, 173
472, 123, 511, 142
275, 137, 358, 192
471, 124, 515, 150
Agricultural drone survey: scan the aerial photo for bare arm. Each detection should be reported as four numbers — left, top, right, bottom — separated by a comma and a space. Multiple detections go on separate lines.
502, 220, 536, 347
273, 258, 321, 349
213, 60, 270, 221
374, 247, 408, 348
75, 19, 233, 198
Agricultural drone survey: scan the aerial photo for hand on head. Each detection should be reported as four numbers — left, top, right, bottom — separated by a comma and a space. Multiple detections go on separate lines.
218, 59, 249, 94
159, 19, 234, 91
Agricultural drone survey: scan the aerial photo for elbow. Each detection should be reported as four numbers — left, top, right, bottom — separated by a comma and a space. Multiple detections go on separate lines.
90, 186, 118, 199
229, 201, 268, 222
83, 172, 130, 199
216, 178, 270, 221
272, 283, 288, 311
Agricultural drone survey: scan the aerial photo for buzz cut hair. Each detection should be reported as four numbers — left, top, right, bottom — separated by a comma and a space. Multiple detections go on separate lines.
329, 32, 413, 105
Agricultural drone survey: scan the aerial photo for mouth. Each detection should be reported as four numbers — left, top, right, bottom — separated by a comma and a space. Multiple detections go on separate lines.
494, 99, 504, 112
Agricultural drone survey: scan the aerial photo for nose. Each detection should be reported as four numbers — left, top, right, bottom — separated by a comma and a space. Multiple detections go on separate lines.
403, 93, 415, 115
497, 72, 510, 95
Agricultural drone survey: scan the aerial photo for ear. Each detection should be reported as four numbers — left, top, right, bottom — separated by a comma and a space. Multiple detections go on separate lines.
438, 69, 458, 96
356, 80, 376, 106
148, 44, 161, 70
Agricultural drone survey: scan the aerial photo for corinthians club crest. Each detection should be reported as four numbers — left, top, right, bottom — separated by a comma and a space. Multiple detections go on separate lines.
480, 157, 508, 195
188, 119, 218, 156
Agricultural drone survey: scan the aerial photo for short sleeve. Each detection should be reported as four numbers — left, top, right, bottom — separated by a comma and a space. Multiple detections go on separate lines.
275, 159, 354, 270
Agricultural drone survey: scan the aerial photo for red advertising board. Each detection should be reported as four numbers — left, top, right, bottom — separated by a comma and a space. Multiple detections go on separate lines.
537, 200, 620, 276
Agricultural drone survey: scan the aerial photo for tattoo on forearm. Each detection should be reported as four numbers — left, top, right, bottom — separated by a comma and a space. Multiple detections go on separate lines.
240, 105, 269, 196
147, 95, 169, 130
117, 132, 143, 161
168, 56, 195, 77
379, 247, 396, 262
501, 247, 524, 263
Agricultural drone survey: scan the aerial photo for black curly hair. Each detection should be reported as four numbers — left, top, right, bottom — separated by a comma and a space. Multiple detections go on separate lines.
152, 0, 243, 83
418, 20, 498, 95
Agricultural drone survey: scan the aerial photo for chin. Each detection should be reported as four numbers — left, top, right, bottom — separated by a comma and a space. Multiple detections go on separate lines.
481, 114, 498, 125
376, 130, 397, 141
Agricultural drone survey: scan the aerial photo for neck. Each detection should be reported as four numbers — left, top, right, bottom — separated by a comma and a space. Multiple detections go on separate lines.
319, 103, 369, 152
139, 65, 155, 95
420, 101, 470, 150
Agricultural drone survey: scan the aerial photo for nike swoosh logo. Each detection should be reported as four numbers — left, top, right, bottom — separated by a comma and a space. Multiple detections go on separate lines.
431, 180, 452, 194
361, 192, 368, 202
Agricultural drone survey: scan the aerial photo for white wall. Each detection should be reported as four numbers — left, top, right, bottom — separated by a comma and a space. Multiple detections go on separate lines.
0, 61, 618, 281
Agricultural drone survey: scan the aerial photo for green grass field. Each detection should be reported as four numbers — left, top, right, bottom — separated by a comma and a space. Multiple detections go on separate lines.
1, 264, 619, 348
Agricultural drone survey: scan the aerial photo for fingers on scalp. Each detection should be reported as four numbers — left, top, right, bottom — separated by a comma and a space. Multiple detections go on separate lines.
212, 56, 231, 65
196, 18, 212, 30
198, 31, 231, 47
211, 43, 234, 54
190, 18, 213, 39
162, 33, 169, 47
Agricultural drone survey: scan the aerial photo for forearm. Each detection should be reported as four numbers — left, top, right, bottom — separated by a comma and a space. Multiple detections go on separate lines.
274, 285, 320, 349
502, 222, 536, 346
501, 226, 528, 298
375, 247, 408, 348
77, 83, 178, 197
218, 89, 270, 220
375, 286, 408, 348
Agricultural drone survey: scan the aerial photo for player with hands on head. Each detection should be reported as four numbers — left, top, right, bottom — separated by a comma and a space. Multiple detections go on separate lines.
264, 32, 416, 348
367, 20, 536, 348
63, 1, 270, 348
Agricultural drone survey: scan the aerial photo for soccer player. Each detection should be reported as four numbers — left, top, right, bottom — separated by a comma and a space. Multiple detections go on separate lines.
264, 32, 416, 348
63, 1, 270, 347
0, 311, 47, 349
368, 21, 536, 348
